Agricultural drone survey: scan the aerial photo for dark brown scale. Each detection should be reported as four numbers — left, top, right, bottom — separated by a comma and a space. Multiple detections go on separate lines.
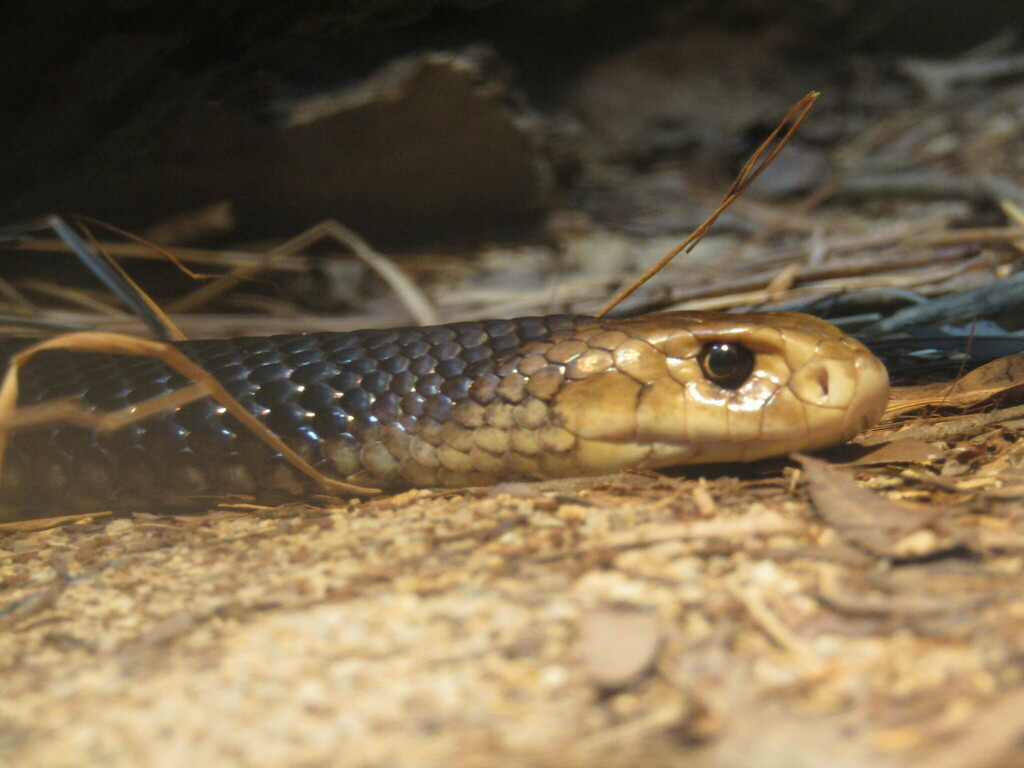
440, 376, 471, 400
0, 315, 589, 517
425, 394, 453, 421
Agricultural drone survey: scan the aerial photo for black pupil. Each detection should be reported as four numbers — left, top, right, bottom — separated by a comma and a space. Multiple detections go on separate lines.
699, 343, 754, 389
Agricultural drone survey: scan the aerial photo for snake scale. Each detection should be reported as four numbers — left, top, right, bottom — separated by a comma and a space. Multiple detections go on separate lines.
0, 311, 889, 519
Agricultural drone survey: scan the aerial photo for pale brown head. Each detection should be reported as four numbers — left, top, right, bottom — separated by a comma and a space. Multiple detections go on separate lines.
546, 311, 890, 475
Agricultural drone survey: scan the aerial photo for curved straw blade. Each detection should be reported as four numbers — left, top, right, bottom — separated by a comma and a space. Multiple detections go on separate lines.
165, 219, 439, 326
595, 92, 820, 318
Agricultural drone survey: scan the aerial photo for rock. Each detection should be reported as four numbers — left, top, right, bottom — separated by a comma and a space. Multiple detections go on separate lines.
247, 47, 553, 244
577, 607, 662, 690
574, 31, 791, 163
5, 46, 552, 249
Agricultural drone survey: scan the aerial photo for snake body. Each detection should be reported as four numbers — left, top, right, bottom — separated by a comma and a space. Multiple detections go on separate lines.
0, 312, 889, 518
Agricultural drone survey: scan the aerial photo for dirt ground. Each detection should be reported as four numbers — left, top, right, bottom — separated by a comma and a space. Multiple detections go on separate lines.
3, 4, 1024, 767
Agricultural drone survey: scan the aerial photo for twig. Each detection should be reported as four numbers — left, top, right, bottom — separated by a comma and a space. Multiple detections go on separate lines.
16, 280, 132, 318
8, 238, 312, 272
899, 51, 1024, 100
0, 215, 182, 341
667, 259, 977, 312
75, 215, 220, 282
167, 219, 438, 325
839, 172, 1024, 207
629, 247, 974, 314
725, 578, 825, 674
861, 403, 1024, 446
3, 312, 420, 339
859, 271, 1024, 337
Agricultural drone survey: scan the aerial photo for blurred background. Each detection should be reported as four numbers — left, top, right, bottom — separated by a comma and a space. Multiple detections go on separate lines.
1, 0, 1023, 347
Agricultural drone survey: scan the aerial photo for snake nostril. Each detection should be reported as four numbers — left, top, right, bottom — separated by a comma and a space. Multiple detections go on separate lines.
817, 368, 830, 397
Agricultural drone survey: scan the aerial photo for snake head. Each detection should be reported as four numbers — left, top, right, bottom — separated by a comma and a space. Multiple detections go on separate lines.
547, 311, 890, 474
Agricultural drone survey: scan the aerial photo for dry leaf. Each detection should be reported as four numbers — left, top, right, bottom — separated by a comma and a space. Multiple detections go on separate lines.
886, 353, 1024, 421
950, 352, 1024, 401
844, 439, 945, 466
795, 454, 965, 559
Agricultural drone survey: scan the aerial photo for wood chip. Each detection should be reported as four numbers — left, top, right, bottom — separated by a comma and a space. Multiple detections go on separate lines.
577, 608, 662, 689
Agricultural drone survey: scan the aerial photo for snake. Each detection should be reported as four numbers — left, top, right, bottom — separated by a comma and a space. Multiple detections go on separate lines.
0, 311, 889, 519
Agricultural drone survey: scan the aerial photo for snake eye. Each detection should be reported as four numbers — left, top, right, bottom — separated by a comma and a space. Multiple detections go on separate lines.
698, 343, 755, 390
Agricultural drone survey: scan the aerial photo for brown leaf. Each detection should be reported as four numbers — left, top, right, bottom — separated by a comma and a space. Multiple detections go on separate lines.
950, 352, 1024, 402
844, 439, 945, 466
883, 353, 1024, 422
795, 454, 965, 559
